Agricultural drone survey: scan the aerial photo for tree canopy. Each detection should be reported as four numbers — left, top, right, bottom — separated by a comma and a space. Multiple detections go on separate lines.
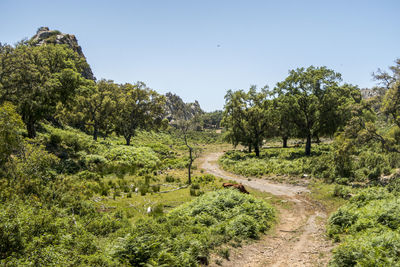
0, 102, 24, 169
59, 79, 117, 140
0, 43, 86, 137
274, 66, 357, 155
115, 82, 166, 145
222, 86, 276, 157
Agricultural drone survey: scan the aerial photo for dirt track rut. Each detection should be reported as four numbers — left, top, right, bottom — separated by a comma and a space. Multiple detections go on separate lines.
201, 152, 333, 267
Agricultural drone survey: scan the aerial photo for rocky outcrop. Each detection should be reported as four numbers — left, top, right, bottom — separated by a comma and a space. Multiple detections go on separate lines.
30, 27, 95, 80
360, 87, 388, 100
164, 92, 203, 124
360, 88, 377, 99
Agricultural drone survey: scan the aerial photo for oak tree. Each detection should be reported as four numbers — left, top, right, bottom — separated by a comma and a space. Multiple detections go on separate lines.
0, 43, 86, 137
222, 86, 276, 157
59, 79, 117, 140
115, 82, 166, 145
275, 66, 343, 155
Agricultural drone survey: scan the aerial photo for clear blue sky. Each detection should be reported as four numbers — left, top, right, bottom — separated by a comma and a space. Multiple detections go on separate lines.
1, 0, 399, 111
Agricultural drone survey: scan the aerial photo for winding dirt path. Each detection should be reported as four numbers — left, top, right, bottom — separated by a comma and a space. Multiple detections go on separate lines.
200, 152, 333, 267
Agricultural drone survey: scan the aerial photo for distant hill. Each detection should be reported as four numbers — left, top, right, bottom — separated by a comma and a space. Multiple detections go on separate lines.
30, 27, 95, 80
164, 92, 203, 124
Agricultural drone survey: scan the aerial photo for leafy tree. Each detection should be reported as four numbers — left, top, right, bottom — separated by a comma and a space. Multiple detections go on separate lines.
272, 95, 296, 148
202, 110, 223, 129
59, 79, 117, 140
318, 83, 362, 138
0, 102, 24, 168
115, 82, 166, 145
172, 96, 201, 184
0, 43, 16, 104
351, 59, 400, 154
368, 59, 400, 111
373, 58, 400, 92
222, 86, 276, 157
382, 78, 400, 129
244, 87, 276, 157
274, 66, 345, 155
354, 59, 400, 154
222, 89, 251, 151
0, 43, 87, 137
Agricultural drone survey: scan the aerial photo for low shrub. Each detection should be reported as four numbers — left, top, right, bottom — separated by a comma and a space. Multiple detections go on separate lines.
165, 175, 175, 183
105, 146, 160, 176
152, 184, 161, 193
77, 170, 101, 181
113, 189, 275, 266
139, 184, 149, 196
333, 185, 351, 199
328, 187, 400, 265
191, 183, 200, 190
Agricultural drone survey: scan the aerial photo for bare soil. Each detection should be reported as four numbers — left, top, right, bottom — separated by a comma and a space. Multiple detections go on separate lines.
200, 152, 333, 267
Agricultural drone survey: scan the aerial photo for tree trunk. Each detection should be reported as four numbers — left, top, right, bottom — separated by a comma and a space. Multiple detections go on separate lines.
93, 125, 98, 141
254, 144, 260, 157
184, 133, 193, 185
282, 136, 288, 148
188, 146, 193, 185
27, 119, 36, 138
248, 143, 252, 153
305, 134, 312, 156
125, 134, 132, 146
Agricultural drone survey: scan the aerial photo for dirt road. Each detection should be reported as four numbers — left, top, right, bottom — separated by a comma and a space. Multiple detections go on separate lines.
200, 152, 333, 267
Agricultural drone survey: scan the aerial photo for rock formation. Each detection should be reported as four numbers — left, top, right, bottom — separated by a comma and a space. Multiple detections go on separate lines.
30, 27, 95, 80
164, 92, 203, 124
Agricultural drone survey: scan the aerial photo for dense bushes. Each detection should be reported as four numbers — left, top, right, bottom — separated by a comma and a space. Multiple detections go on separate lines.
0, 102, 24, 170
104, 146, 160, 176
113, 189, 275, 266
0, 118, 270, 266
39, 125, 190, 175
0, 199, 125, 266
219, 145, 331, 177
0, 142, 133, 266
219, 141, 400, 184
328, 187, 400, 266
37, 124, 224, 178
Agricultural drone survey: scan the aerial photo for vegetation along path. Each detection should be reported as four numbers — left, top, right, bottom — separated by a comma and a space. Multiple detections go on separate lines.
201, 152, 333, 267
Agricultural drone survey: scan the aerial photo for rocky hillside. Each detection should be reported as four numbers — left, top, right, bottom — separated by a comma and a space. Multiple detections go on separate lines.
360, 88, 378, 99
30, 27, 95, 80
165, 92, 203, 124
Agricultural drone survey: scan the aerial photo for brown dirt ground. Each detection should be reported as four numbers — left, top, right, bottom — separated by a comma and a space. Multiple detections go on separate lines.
200, 152, 334, 267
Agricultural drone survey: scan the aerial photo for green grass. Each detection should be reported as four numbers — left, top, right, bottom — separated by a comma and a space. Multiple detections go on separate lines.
96, 187, 193, 222
308, 182, 349, 214
92, 173, 222, 223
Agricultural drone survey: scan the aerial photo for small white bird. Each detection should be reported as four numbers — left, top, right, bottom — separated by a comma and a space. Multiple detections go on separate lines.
147, 206, 152, 213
